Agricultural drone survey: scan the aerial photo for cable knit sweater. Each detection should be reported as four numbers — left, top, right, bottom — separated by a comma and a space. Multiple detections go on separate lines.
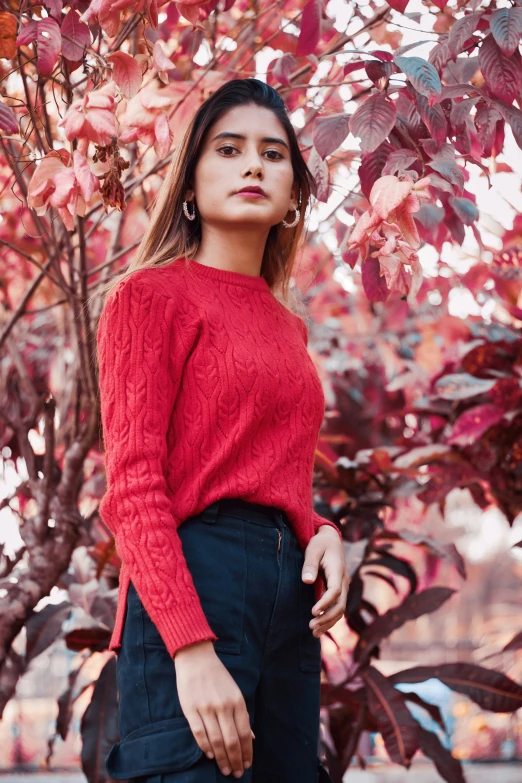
96, 256, 342, 660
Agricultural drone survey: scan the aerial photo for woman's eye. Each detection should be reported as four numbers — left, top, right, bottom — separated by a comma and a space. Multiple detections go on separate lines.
265, 150, 284, 160
217, 146, 283, 160
218, 145, 236, 155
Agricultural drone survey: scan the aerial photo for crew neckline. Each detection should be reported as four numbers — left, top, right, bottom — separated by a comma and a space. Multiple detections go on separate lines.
182, 257, 271, 291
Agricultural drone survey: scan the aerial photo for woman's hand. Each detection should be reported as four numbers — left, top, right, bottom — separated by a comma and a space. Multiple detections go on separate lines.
174, 640, 254, 778
302, 525, 348, 636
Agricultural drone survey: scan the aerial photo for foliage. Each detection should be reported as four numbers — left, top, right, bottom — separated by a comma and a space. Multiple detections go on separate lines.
1, 0, 522, 781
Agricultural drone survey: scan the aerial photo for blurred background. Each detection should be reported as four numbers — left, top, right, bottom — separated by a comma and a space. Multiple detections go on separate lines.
2, 0, 522, 781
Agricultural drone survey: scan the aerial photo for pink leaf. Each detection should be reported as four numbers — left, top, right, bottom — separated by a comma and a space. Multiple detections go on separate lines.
85, 108, 117, 144
447, 404, 505, 447
296, 0, 321, 57
152, 41, 176, 72
349, 93, 397, 154
107, 52, 143, 98
49, 168, 77, 208
61, 9, 91, 62
61, 109, 87, 141
313, 113, 350, 159
15, 20, 38, 47
98, 0, 122, 37
17, 18, 62, 77
72, 150, 100, 202
153, 112, 173, 158
369, 175, 412, 220
478, 34, 521, 106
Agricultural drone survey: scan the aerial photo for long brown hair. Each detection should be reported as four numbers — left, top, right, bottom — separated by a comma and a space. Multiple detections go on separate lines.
96, 78, 317, 313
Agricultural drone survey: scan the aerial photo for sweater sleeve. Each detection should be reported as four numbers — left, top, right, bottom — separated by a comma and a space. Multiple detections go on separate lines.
296, 316, 344, 542
96, 275, 218, 658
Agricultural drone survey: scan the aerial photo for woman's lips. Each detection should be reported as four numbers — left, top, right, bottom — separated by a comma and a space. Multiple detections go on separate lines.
235, 191, 266, 198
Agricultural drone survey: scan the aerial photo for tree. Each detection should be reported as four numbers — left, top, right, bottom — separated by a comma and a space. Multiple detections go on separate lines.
1, 1, 522, 780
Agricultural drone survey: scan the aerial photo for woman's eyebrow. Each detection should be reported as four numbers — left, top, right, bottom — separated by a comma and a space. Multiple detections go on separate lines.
211, 131, 289, 151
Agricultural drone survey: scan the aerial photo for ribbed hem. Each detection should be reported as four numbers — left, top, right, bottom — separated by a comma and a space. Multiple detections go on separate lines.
182, 256, 271, 291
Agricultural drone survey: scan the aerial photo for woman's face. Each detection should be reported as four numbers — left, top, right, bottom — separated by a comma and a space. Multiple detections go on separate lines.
187, 104, 298, 229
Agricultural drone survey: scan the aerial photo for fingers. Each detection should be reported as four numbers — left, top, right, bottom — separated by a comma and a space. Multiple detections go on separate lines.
310, 574, 349, 635
233, 701, 254, 771
192, 698, 253, 778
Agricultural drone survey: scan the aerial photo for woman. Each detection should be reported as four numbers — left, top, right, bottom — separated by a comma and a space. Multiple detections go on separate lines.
97, 78, 348, 783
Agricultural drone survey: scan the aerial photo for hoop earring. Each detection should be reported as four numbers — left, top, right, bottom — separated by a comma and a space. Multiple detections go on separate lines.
183, 200, 196, 220
282, 207, 300, 228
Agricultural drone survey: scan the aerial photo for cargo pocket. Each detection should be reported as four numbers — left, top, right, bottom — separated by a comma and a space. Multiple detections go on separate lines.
105, 715, 204, 779
178, 512, 248, 655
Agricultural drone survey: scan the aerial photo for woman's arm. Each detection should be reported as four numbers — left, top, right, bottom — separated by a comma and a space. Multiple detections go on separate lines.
97, 274, 218, 659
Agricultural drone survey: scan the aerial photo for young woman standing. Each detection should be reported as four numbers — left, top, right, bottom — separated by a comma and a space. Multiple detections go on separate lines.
96, 78, 348, 783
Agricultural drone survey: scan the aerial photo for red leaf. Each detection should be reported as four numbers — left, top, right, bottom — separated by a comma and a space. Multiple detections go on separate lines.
387, 0, 410, 12
295, 0, 321, 57
418, 728, 466, 783
61, 9, 91, 62
349, 93, 397, 154
447, 12, 482, 60
0, 100, 18, 133
490, 7, 522, 58
428, 42, 449, 75
365, 59, 392, 87
389, 663, 522, 713
381, 149, 418, 178
312, 113, 350, 159
395, 56, 442, 105
355, 588, 455, 665
495, 102, 522, 150
107, 52, 143, 98
272, 53, 297, 87
307, 146, 329, 202
361, 253, 390, 302
364, 667, 420, 767
359, 142, 392, 200
478, 34, 521, 105
447, 403, 505, 446
416, 94, 447, 146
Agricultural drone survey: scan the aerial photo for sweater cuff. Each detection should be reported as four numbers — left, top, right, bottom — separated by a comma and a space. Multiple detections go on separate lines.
312, 510, 343, 541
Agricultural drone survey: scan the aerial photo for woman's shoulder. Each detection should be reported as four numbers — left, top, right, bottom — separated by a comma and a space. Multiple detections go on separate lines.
102, 262, 189, 314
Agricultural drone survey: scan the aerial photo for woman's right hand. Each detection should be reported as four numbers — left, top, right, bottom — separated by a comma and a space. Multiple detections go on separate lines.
174, 640, 254, 778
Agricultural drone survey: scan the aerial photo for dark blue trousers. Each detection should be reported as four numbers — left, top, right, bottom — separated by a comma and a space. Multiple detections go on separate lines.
105, 498, 333, 782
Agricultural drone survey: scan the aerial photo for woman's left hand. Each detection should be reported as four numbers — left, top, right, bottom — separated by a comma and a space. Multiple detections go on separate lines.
302, 525, 348, 637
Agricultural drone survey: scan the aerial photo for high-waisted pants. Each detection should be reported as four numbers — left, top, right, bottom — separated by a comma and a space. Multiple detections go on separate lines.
105, 497, 334, 783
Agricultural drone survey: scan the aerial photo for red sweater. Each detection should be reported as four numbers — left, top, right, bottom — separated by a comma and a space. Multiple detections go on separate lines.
96, 257, 342, 659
